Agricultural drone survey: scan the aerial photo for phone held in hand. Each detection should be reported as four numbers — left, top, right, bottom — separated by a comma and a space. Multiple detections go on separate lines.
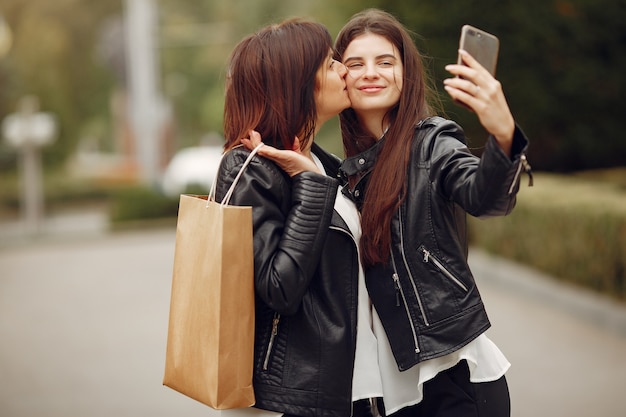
457, 25, 499, 76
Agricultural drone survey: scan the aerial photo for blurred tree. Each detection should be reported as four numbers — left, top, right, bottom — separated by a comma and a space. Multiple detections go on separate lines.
371, 0, 626, 171
155, 0, 370, 152
1, 0, 622, 174
0, 0, 121, 168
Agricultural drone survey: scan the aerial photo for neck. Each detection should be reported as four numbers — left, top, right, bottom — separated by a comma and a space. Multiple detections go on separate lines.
299, 135, 315, 161
357, 110, 387, 140
301, 147, 314, 161
299, 120, 325, 161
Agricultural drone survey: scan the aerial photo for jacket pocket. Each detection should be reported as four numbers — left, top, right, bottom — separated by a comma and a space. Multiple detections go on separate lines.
418, 245, 468, 292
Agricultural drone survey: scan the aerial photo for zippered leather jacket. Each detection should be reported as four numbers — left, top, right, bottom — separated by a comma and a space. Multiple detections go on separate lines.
215, 144, 360, 417
339, 116, 531, 371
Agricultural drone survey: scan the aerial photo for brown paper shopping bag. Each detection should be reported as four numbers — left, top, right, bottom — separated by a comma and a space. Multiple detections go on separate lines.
163, 145, 263, 409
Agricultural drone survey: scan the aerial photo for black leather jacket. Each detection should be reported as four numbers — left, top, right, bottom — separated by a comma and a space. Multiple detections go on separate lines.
215, 144, 359, 417
339, 117, 531, 371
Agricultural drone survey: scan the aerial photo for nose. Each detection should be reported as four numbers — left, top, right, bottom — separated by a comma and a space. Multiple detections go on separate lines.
362, 62, 378, 78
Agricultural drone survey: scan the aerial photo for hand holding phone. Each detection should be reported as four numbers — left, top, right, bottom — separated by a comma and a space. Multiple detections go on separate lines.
446, 26, 514, 146
457, 25, 499, 76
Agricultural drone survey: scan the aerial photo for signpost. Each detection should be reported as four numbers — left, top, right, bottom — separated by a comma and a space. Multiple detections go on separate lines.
2, 96, 57, 235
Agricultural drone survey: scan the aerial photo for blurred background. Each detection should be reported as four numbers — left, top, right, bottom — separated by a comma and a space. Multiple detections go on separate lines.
0, 0, 625, 416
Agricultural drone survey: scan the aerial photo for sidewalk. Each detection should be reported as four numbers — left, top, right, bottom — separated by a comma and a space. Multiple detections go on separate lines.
0, 208, 109, 248
1, 211, 625, 417
470, 251, 626, 417
3, 209, 625, 337
469, 249, 626, 337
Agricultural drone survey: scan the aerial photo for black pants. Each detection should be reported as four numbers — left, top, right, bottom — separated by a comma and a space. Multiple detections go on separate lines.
383, 360, 510, 417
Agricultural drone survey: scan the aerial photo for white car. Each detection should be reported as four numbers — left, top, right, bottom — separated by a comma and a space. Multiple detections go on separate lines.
161, 146, 224, 197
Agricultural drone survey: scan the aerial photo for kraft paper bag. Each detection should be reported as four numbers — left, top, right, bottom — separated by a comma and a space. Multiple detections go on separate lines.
163, 145, 262, 409
217, 407, 283, 417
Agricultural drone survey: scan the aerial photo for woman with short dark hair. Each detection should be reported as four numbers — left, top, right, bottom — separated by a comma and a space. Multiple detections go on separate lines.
216, 18, 376, 417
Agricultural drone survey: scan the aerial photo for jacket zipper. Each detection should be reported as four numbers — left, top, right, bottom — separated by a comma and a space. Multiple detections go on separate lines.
397, 208, 430, 327
262, 312, 280, 370
508, 154, 533, 195
419, 245, 468, 292
390, 252, 421, 353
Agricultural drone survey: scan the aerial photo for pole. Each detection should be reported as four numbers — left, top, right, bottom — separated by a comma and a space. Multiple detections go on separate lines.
18, 97, 44, 235
124, 0, 161, 185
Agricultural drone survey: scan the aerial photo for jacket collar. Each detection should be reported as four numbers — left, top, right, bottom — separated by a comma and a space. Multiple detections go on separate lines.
338, 136, 386, 181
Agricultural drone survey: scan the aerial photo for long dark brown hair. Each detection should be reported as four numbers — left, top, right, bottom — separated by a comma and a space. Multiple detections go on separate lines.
224, 19, 333, 151
335, 9, 441, 267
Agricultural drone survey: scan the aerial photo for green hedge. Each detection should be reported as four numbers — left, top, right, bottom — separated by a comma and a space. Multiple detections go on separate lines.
108, 172, 626, 302
108, 186, 180, 227
0, 170, 114, 218
469, 172, 626, 300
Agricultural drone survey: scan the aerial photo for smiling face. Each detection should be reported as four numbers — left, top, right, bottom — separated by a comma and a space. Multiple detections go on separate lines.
314, 49, 351, 127
342, 33, 403, 137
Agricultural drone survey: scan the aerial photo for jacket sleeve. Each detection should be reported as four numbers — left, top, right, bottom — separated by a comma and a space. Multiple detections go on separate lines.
215, 149, 339, 315
429, 120, 530, 218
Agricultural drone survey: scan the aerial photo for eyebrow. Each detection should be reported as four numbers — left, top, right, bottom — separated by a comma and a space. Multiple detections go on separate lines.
343, 53, 398, 63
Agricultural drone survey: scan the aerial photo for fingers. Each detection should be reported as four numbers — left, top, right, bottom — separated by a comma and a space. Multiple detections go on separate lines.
444, 77, 483, 96
240, 137, 254, 150
443, 54, 515, 144
240, 130, 264, 151
443, 50, 499, 108
241, 137, 275, 158
458, 49, 480, 68
453, 50, 488, 76
262, 149, 321, 176
240, 137, 265, 153
247, 130, 263, 147
242, 131, 302, 154
240, 135, 319, 176
445, 50, 492, 88
443, 78, 484, 111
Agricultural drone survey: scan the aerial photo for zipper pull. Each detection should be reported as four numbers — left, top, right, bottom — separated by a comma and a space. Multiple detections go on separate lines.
392, 273, 401, 307
422, 248, 430, 263
509, 153, 533, 194
521, 154, 534, 187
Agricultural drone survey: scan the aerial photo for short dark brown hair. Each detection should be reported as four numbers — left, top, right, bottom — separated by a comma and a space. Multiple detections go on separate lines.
224, 19, 333, 152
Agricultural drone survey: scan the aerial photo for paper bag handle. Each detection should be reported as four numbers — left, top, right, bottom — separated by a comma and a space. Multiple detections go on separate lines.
209, 143, 264, 207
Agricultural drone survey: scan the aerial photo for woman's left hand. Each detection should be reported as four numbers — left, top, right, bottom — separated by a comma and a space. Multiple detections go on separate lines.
443, 50, 514, 156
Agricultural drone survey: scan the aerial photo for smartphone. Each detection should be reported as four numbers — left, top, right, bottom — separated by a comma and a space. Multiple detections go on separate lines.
457, 25, 499, 76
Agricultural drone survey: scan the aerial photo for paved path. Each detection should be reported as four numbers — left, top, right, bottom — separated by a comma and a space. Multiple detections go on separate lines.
471, 251, 626, 417
1, 225, 625, 417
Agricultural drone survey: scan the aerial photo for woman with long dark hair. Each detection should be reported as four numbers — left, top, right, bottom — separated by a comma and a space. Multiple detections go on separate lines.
334, 9, 531, 417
